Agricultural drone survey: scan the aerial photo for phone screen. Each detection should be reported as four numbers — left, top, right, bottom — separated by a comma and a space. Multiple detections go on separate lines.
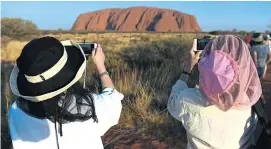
196, 38, 212, 51
79, 43, 97, 55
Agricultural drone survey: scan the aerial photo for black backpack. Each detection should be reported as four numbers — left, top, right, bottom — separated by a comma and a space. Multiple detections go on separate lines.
252, 97, 271, 149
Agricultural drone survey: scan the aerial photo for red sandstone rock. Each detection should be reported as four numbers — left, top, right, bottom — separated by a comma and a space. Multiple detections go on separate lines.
72, 7, 202, 32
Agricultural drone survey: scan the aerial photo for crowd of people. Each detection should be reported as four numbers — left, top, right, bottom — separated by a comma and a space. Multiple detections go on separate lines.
6, 34, 271, 149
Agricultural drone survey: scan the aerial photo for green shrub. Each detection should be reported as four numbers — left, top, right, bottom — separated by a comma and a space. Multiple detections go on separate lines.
1, 18, 40, 40
123, 37, 190, 68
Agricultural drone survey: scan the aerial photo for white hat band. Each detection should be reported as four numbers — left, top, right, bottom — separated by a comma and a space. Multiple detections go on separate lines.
24, 48, 68, 83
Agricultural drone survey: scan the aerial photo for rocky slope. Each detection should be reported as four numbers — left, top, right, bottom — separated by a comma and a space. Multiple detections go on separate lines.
72, 7, 202, 32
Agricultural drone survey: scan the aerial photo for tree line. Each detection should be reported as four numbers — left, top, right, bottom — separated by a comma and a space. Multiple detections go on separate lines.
1, 17, 271, 40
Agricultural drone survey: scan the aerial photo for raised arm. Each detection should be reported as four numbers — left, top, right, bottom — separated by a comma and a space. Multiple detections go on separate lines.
91, 44, 114, 89
170, 39, 202, 96
91, 44, 123, 136
179, 39, 202, 84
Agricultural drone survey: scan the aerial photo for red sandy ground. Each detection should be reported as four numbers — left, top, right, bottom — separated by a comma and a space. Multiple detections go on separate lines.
102, 64, 271, 149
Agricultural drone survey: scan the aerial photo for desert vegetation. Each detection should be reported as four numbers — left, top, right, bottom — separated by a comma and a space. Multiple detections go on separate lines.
1, 18, 248, 149
1, 18, 40, 40
1, 31, 205, 148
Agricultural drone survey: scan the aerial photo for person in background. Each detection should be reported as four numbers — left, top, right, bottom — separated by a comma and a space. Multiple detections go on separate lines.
251, 33, 271, 78
8, 37, 124, 149
246, 33, 252, 44
244, 33, 252, 51
263, 34, 271, 70
168, 35, 262, 149
263, 34, 271, 50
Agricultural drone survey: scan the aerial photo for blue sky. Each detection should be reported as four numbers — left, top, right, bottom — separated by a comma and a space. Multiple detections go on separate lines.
1, 1, 271, 32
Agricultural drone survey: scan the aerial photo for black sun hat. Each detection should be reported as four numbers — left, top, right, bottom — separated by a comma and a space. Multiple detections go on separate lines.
251, 33, 264, 42
10, 36, 86, 102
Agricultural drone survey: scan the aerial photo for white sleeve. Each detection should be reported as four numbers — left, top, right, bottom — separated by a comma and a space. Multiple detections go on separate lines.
171, 80, 188, 95
167, 80, 188, 123
93, 88, 124, 136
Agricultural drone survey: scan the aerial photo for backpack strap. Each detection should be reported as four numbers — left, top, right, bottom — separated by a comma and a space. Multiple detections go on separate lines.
252, 97, 271, 137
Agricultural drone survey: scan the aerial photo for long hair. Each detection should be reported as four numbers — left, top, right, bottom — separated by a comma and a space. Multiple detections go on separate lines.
16, 81, 98, 124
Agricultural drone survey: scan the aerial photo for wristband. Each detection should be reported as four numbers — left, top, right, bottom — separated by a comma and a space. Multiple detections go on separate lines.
99, 71, 109, 77
182, 71, 191, 75
183, 66, 192, 75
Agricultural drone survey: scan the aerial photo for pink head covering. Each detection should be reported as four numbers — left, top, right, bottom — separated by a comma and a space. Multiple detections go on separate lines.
198, 35, 262, 111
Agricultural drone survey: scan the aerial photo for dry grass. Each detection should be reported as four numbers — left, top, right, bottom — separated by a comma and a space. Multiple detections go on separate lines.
1, 33, 205, 148
1, 40, 28, 61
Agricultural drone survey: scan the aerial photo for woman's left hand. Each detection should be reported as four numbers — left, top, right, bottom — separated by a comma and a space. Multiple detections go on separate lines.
184, 39, 202, 72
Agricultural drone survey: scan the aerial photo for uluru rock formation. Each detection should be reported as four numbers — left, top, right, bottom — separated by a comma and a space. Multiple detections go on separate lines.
72, 7, 202, 32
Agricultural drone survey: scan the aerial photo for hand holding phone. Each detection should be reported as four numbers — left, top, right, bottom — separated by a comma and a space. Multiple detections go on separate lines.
185, 40, 203, 72
194, 37, 213, 51
91, 44, 105, 71
78, 43, 98, 55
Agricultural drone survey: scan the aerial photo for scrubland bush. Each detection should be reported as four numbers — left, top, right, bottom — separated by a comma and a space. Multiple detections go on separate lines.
1, 18, 40, 40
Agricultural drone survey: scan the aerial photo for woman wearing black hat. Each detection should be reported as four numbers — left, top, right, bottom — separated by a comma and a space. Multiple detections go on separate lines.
8, 37, 124, 149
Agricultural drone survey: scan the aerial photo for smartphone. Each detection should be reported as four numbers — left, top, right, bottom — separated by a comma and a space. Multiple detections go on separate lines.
195, 38, 212, 51
78, 43, 98, 55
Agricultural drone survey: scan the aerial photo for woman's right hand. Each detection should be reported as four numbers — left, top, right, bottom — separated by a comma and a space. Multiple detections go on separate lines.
92, 44, 106, 73
184, 39, 202, 72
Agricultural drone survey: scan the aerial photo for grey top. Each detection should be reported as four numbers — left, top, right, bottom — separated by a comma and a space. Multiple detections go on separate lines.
251, 44, 270, 67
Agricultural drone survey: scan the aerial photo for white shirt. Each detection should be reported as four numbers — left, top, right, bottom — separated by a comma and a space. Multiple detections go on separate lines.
167, 80, 258, 149
8, 88, 124, 149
